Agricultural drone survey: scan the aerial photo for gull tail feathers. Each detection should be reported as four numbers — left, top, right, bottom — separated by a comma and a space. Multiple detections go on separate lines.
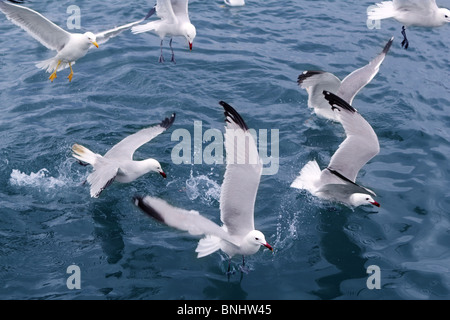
196, 235, 222, 258
36, 58, 72, 73
368, 1, 396, 20
72, 144, 100, 166
290, 160, 321, 192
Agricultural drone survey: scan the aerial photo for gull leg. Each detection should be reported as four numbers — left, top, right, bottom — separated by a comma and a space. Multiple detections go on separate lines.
49, 60, 62, 82
401, 26, 409, 50
159, 40, 165, 63
239, 256, 249, 274
169, 38, 176, 64
68, 62, 74, 82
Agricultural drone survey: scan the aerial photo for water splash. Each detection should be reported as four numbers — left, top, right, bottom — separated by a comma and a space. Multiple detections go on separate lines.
9, 168, 67, 190
185, 170, 221, 206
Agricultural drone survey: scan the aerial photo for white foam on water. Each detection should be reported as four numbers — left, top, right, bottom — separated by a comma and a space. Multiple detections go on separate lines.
185, 170, 221, 206
9, 168, 67, 190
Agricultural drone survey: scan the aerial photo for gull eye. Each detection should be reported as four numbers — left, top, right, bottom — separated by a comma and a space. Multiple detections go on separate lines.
255, 237, 260, 241
366, 198, 369, 200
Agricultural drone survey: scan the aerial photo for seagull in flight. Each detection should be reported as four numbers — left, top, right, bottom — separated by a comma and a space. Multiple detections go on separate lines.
297, 37, 393, 122
132, 0, 196, 63
368, 0, 450, 49
72, 113, 175, 198
0, 0, 153, 82
134, 101, 273, 274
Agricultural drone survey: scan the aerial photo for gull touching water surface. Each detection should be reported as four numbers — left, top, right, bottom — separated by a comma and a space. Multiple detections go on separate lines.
134, 101, 273, 273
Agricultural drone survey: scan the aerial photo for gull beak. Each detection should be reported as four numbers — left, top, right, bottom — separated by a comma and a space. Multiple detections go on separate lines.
92, 41, 99, 48
263, 243, 273, 252
159, 171, 167, 178
189, 42, 193, 51
370, 201, 380, 207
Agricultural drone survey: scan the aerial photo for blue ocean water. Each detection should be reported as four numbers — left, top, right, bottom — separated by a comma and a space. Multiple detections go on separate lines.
0, 0, 449, 300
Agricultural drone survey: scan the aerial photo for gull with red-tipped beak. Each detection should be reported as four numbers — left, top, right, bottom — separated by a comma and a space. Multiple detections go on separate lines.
132, 0, 196, 63
134, 101, 273, 274
291, 91, 381, 209
72, 113, 175, 198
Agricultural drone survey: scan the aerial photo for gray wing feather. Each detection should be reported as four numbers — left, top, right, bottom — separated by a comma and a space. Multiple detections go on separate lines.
324, 92, 379, 182
338, 37, 393, 104
0, 1, 71, 51
104, 113, 175, 160
135, 196, 238, 245
219, 102, 262, 237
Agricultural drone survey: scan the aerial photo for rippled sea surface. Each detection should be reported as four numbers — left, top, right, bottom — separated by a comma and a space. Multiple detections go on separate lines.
1, 0, 449, 300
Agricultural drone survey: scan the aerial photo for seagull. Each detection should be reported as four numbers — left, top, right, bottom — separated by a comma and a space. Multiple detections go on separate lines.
72, 113, 175, 198
368, 0, 450, 49
131, 0, 196, 63
224, 0, 245, 6
291, 91, 381, 208
0, 0, 153, 82
297, 37, 393, 122
134, 101, 273, 273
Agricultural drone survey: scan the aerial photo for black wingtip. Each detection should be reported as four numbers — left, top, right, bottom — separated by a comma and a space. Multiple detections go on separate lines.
219, 101, 249, 131
6, 0, 26, 4
133, 196, 165, 223
297, 70, 324, 86
383, 37, 394, 54
144, 6, 156, 20
160, 113, 176, 130
322, 91, 357, 113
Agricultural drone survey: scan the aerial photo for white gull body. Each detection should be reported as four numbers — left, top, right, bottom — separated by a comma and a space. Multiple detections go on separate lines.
368, 0, 450, 49
297, 37, 393, 122
0, 0, 152, 81
132, 0, 196, 63
134, 101, 272, 268
291, 91, 381, 208
72, 113, 175, 198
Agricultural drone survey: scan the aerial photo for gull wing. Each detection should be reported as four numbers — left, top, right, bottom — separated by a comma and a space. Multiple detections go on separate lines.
219, 101, 262, 237
171, 0, 191, 23
298, 70, 341, 108
338, 37, 393, 105
155, 0, 178, 23
86, 162, 118, 198
95, 7, 156, 45
0, 1, 71, 51
134, 196, 238, 246
104, 113, 175, 160
323, 91, 379, 182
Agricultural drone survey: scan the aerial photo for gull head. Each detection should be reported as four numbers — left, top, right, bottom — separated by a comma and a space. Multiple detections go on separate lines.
84, 32, 99, 48
350, 193, 380, 208
438, 8, 450, 24
183, 23, 197, 50
243, 230, 273, 255
144, 159, 166, 178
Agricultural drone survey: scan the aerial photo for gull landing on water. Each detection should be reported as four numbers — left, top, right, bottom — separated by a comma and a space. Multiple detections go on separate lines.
0, 0, 153, 82
134, 102, 273, 275
72, 113, 175, 198
297, 37, 393, 122
132, 0, 196, 64
291, 91, 381, 209
368, 0, 450, 49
